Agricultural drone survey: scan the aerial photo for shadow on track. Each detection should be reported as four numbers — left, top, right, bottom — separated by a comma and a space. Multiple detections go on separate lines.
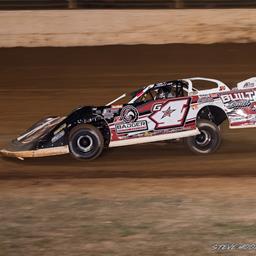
1, 140, 256, 179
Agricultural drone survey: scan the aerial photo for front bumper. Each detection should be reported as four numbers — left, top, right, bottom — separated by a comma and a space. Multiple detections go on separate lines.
1, 116, 69, 160
0, 146, 69, 160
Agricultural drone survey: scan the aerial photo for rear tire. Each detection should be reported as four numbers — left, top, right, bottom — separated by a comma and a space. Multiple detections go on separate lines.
185, 119, 221, 154
68, 124, 104, 160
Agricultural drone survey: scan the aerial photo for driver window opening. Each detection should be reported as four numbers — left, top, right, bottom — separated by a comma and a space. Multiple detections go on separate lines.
134, 82, 189, 104
135, 89, 156, 103
155, 85, 188, 99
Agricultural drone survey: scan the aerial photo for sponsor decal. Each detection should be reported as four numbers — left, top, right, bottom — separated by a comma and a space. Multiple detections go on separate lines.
251, 102, 256, 111
226, 100, 251, 109
229, 115, 247, 122
102, 108, 118, 119
221, 91, 256, 103
191, 103, 198, 110
156, 82, 168, 87
115, 120, 148, 134
95, 109, 102, 114
210, 93, 218, 98
152, 103, 162, 112
51, 130, 65, 143
244, 82, 256, 88
120, 105, 139, 123
198, 96, 214, 104
220, 85, 226, 91
54, 123, 66, 135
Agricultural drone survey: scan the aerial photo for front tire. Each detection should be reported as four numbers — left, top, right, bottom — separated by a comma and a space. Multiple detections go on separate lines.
185, 119, 221, 154
68, 124, 104, 160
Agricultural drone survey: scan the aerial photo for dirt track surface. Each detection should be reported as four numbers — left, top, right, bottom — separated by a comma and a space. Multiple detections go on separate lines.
1, 43, 256, 178
1, 44, 256, 256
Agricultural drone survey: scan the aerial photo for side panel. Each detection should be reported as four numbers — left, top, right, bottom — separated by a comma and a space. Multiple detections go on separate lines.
187, 94, 226, 123
108, 97, 197, 144
219, 89, 256, 128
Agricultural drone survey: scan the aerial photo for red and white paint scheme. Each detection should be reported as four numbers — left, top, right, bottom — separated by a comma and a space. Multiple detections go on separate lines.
107, 77, 256, 147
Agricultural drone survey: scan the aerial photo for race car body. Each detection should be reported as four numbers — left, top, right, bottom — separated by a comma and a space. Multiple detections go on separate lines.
1, 77, 256, 160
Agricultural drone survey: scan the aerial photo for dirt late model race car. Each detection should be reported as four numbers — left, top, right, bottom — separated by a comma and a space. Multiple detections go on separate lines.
1, 77, 256, 160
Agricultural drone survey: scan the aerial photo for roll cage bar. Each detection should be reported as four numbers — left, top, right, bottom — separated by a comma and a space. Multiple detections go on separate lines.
106, 77, 230, 106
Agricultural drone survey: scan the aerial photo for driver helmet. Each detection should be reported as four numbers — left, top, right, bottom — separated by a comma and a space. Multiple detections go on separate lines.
157, 87, 173, 99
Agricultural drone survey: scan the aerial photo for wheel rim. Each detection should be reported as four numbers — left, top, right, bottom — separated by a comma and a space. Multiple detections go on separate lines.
195, 130, 211, 146
77, 135, 94, 152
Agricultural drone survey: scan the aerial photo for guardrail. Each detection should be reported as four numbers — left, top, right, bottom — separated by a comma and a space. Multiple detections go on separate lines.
0, 0, 67, 9
0, 0, 255, 9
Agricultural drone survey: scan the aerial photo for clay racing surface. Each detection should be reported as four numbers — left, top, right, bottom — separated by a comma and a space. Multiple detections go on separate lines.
1, 43, 256, 178
0, 44, 256, 255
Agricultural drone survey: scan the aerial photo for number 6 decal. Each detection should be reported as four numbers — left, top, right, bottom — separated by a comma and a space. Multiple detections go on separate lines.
149, 98, 190, 129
